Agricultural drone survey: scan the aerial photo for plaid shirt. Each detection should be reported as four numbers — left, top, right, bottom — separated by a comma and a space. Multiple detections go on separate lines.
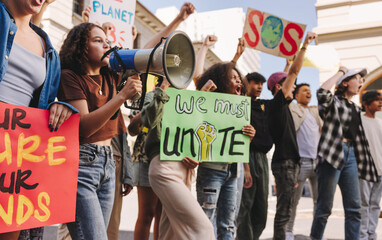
317, 88, 379, 182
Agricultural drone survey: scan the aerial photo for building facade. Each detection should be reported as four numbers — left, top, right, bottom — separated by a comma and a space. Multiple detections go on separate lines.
314, 0, 382, 91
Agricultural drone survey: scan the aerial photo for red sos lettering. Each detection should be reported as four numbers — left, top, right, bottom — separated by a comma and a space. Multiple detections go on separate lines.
244, 9, 304, 56
244, 9, 263, 48
279, 23, 304, 56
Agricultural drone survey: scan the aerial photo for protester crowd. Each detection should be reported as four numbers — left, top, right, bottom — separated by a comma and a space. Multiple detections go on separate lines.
1, 1, 381, 240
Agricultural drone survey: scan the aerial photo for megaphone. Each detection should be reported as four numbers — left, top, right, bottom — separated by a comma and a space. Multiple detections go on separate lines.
109, 30, 195, 89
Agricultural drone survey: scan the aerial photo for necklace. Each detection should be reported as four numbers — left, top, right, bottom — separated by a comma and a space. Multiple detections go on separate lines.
85, 75, 103, 95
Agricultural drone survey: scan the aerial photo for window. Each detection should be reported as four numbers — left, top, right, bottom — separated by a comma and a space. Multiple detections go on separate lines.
73, 0, 84, 16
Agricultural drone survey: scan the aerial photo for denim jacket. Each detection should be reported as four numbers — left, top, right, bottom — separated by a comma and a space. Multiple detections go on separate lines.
0, 3, 77, 112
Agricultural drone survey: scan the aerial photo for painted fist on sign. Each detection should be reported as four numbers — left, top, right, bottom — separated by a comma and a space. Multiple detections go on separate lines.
195, 122, 217, 161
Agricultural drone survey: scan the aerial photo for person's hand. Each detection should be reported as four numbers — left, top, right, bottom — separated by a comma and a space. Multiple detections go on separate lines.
242, 124, 256, 142
232, 38, 245, 63
45, 0, 56, 4
177, 2, 195, 21
338, 66, 348, 74
48, 103, 73, 132
132, 25, 137, 41
120, 74, 142, 100
236, 38, 245, 57
203, 35, 218, 48
200, 79, 217, 92
122, 184, 133, 196
243, 168, 253, 188
182, 156, 199, 169
302, 32, 317, 47
82, 6, 91, 23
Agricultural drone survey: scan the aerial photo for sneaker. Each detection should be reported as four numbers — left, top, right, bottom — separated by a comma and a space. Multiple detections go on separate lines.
285, 232, 294, 240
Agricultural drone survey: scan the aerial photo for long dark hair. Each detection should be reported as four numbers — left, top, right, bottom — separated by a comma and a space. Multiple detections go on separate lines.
59, 23, 105, 75
196, 62, 245, 95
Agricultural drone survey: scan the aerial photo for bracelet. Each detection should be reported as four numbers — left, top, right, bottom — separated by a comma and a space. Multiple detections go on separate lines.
300, 47, 307, 51
338, 69, 346, 75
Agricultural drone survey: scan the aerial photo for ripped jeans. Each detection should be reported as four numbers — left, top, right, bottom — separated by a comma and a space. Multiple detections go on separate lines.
196, 165, 237, 240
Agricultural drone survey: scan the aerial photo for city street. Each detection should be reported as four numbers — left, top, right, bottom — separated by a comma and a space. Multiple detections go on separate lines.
44, 182, 382, 239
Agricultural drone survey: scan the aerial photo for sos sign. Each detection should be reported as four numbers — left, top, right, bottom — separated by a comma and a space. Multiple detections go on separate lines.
243, 8, 306, 59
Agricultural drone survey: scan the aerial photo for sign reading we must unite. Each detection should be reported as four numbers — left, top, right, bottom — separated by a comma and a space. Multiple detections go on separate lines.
0, 103, 80, 233
243, 8, 307, 59
160, 89, 250, 163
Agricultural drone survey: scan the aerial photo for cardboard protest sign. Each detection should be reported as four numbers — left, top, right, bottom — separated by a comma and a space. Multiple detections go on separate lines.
89, 0, 136, 48
0, 103, 80, 233
160, 89, 250, 163
243, 8, 306, 59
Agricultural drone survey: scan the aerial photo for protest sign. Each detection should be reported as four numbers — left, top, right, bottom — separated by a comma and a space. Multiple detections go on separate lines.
0, 103, 80, 233
89, 0, 136, 48
243, 8, 306, 59
160, 89, 250, 163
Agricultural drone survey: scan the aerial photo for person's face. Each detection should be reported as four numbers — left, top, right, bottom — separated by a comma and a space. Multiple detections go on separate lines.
343, 74, 364, 96
87, 27, 110, 68
229, 69, 242, 95
365, 97, 382, 114
9, 0, 46, 15
295, 85, 311, 106
247, 80, 263, 98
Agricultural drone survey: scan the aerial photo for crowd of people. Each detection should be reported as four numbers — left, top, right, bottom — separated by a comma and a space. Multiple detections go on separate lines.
1, 1, 381, 240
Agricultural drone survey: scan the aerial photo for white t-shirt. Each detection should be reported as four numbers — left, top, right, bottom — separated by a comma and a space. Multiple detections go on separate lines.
361, 115, 382, 176
296, 108, 320, 159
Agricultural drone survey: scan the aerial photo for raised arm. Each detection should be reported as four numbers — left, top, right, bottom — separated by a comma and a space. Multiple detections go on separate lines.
143, 2, 195, 49
31, 0, 56, 26
231, 38, 245, 64
321, 66, 349, 90
283, 58, 294, 73
82, 6, 91, 23
194, 35, 218, 83
282, 32, 317, 99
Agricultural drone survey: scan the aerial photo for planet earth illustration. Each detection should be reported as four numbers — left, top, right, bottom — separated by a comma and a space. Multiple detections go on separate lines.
261, 16, 283, 49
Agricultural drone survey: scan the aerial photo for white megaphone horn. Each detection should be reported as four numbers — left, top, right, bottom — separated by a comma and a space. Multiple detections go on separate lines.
108, 30, 196, 90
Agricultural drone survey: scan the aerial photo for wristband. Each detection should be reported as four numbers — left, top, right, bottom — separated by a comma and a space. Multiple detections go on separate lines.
338, 69, 346, 75
300, 47, 307, 51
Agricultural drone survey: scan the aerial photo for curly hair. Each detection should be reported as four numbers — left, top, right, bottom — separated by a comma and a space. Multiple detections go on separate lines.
196, 62, 245, 95
59, 23, 104, 75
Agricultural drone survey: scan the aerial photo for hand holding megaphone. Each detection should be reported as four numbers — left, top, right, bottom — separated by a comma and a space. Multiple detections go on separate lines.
107, 31, 195, 110
118, 73, 142, 101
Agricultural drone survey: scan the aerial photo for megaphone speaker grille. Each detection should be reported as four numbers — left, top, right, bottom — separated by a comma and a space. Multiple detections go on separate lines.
163, 31, 195, 89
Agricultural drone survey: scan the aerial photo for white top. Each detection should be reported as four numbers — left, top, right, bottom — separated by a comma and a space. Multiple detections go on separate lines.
361, 115, 382, 176
296, 108, 320, 159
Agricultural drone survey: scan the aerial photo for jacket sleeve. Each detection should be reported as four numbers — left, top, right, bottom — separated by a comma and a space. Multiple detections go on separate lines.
288, 102, 301, 131
141, 87, 170, 130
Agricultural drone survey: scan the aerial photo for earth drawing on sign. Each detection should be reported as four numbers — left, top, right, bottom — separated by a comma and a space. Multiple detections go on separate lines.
261, 16, 283, 49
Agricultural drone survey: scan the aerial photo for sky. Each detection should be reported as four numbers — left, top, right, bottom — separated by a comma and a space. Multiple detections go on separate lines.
139, 0, 320, 103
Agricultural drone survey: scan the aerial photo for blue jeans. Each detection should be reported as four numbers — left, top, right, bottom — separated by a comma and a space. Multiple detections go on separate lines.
67, 144, 116, 240
287, 158, 318, 233
310, 142, 361, 240
197, 165, 237, 240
